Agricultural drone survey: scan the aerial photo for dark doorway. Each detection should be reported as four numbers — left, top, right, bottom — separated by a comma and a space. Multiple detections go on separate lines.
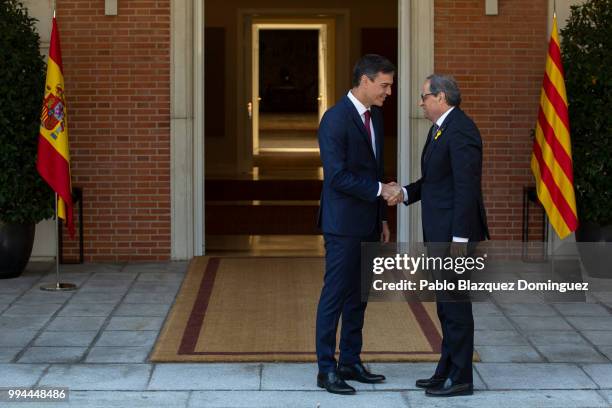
203, 1, 398, 255
259, 30, 318, 113
258, 29, 320, 153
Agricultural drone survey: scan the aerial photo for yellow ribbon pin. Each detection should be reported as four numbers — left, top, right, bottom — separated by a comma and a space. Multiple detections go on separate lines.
434, 129, 443, 140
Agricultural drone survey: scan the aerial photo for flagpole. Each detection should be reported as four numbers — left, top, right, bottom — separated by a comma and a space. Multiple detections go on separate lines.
41, 194, 77, 291
55, 192, 59, 285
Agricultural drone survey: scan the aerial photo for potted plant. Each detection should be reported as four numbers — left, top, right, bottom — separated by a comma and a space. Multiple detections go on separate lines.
0, 0, 54, 279
561, 0, 612, 277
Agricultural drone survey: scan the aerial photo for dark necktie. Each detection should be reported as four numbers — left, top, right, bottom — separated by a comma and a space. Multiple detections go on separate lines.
364, 110, 374, 154
424, 124, 439, 163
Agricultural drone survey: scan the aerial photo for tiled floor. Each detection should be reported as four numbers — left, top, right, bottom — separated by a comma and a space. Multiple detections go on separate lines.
0, 261, 611, 407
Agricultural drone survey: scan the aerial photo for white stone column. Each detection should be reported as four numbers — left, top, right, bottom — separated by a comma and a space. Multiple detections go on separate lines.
170, 0, 204, 259
397, 0, 434, 244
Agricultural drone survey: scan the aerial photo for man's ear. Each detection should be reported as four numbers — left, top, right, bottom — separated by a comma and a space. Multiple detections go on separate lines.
360, 74, 369, 87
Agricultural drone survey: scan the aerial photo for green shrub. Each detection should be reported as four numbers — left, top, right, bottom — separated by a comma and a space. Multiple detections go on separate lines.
561, 0, 612, 225
0, 0, 54, 224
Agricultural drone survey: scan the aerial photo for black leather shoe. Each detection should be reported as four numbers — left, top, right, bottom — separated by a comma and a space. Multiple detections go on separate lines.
317, 371, 356, 395
415, 375, 446, 389
338, 362, 385, 384
425, 378, 473, 397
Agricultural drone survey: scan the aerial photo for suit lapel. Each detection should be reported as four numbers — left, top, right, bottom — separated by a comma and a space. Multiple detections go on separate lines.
422, 108, 459, 176
344, 96, 376, 161
421, 125, 435, 175
423, 126, 440, 165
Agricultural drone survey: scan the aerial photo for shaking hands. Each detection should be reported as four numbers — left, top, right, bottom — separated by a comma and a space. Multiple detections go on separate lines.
381, 182, 404, 206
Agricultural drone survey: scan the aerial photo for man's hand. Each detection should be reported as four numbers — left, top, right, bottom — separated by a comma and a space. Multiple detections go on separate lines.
387, 188, 404, 206
381, 221, 390, 243
381, 182, 403, 206
450, 241, 468, 258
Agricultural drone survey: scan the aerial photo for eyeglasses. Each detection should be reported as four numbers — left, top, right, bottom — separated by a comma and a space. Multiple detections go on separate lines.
420, 92, 437, 101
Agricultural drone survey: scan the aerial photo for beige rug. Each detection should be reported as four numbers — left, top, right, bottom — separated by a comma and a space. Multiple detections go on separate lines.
151, 256, 456, 362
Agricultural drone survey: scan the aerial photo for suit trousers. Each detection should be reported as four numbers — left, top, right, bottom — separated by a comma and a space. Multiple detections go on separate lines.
427, 242, 475, 384
316, 232, 378, 373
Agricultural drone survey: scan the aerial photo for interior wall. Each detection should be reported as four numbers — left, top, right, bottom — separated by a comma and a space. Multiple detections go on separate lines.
204, 0, 398, 176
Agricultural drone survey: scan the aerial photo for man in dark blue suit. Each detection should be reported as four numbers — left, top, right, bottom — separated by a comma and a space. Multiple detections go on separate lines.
390, 75, 489, 397
315, 54, 400, 395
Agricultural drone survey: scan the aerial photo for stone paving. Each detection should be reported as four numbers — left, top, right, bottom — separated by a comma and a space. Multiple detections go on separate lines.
0, 262, 611, 407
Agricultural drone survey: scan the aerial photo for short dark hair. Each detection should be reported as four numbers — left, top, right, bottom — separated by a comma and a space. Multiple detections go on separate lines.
427, 74, 462, 106
352, 54, 396, 87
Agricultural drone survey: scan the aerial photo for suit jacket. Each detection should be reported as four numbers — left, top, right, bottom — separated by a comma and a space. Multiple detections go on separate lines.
404, 107, 489, 242
317, 95, 387, 237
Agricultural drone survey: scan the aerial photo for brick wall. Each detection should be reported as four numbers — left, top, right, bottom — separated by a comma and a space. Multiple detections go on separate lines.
58, 0, 171, 261
434, 0, 548, 240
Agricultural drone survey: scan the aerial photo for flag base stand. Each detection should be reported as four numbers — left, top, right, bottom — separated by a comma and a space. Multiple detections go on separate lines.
40, 282, 77, 292
39, 194, 78, 293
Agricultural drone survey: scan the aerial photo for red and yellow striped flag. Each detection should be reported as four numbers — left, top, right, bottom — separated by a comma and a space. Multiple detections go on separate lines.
531, 14, 578, 239
37, 16, 74, 237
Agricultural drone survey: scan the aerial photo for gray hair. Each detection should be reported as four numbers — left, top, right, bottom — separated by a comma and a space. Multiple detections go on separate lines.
427, 74, 462, 106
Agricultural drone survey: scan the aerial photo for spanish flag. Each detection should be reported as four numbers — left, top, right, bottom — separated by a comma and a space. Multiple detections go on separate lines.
531, 14, 578, 239
37, 16, 74, 238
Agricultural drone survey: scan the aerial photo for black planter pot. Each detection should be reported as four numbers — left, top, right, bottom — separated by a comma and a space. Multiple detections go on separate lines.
0, 223, 36, 279
575, 221, 612, 279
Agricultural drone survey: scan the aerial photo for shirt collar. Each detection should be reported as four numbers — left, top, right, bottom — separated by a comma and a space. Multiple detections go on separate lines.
436, 106, 455, 128
347, 90, 369, 117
